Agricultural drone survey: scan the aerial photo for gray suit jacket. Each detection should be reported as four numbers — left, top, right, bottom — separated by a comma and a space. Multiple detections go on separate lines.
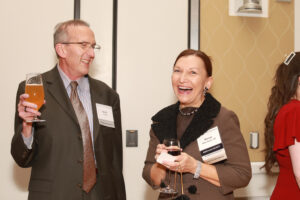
11, 66, 126, 200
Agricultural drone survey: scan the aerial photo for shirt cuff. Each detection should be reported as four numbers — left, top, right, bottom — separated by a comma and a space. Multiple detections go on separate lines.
21, 127, 34, 149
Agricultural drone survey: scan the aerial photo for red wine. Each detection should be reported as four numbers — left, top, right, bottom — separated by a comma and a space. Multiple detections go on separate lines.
168, 150, 181, 156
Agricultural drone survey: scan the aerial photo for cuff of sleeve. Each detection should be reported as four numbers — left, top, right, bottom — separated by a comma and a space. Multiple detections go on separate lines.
21, 127, 34, 149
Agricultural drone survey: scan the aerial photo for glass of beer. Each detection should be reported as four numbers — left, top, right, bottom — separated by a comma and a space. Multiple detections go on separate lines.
25, 73, 45, 122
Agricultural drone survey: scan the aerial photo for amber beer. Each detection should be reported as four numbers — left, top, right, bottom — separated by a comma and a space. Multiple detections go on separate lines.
25, 84, 44, 110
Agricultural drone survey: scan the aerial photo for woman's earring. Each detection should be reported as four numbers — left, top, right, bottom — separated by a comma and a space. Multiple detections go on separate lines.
203, 87, 208, 96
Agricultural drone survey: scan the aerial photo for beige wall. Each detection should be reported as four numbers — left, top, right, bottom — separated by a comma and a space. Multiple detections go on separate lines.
200, 0, 294, 161
117, 1, 187, 199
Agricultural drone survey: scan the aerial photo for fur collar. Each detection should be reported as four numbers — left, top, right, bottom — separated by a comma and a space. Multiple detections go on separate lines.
151, 93, 221, 149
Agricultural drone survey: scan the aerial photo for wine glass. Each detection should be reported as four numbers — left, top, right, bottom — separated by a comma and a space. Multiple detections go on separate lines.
160, 138, 181, 195
25, 73, 45, 122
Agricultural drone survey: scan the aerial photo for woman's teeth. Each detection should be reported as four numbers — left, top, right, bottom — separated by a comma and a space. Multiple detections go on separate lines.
179, 86, 192, 91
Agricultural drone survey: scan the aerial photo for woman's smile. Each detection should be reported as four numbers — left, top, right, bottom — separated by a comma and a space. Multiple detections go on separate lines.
177, 86, 193, 94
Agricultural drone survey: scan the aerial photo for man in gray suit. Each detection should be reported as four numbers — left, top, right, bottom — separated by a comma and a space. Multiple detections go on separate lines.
11, 19, 126, 200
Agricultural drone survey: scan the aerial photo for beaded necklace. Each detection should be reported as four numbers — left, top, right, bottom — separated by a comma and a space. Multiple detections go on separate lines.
178, 107, 198, 116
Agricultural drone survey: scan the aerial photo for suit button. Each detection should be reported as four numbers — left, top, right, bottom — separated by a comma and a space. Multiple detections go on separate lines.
77, 183, 82, 188
78, 135, 82, 140
77, 159, 83, 164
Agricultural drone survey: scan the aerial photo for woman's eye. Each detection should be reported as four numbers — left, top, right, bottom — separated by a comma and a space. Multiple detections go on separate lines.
173, 69, 180, 72
191, 71, 197, 74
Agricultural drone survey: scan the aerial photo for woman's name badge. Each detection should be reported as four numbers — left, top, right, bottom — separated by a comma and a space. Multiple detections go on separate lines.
197, 126, 227, 164
96, 103, 115, 128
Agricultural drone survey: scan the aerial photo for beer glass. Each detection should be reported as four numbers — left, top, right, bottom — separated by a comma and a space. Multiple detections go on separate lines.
160, 138, 180, 194
25, 73, 45, 122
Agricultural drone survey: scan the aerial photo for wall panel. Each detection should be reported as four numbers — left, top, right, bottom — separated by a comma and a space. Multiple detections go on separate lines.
200, 0, 294, 161
117, 0, 188, 199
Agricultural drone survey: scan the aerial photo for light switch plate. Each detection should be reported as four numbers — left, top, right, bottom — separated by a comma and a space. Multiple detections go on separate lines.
126, 130, 138, 147
250, 132, 259, 149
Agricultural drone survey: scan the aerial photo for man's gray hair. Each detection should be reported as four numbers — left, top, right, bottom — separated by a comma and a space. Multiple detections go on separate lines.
53, 19, 90, 47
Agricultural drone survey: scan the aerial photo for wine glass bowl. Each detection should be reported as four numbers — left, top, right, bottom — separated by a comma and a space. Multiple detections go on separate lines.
164, 139, 181, 156
25, 73, 45, 122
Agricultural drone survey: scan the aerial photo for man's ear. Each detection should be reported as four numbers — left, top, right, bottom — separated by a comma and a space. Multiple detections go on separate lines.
55, 43, 66, 58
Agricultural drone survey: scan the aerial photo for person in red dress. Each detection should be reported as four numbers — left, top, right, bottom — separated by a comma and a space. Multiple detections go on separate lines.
264, 51, 300, 199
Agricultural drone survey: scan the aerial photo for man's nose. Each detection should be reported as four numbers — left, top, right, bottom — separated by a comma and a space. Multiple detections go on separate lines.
87, 47, 95, 58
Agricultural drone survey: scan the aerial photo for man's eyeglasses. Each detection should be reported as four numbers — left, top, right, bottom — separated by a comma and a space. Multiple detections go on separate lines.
61, 42, 101, 51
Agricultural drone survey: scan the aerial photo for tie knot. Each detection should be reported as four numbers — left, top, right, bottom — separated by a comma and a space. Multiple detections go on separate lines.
70, 81, 78, 91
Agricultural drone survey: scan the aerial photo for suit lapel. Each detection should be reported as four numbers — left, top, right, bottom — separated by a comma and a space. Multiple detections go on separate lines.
89, 77, 104, 142
43, 67, 78, 124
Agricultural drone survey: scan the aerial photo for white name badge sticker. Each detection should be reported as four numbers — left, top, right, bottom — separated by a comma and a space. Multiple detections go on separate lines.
197, 126, 227, 164
96, 103, 115, 128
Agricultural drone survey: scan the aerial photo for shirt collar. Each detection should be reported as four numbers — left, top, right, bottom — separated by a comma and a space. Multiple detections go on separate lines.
57, 64, 89, 93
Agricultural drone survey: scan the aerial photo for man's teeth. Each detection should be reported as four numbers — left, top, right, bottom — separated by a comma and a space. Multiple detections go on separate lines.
82, 60, 89, 64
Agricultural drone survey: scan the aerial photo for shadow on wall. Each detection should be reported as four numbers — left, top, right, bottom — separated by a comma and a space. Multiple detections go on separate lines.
144, 185, 159, 200
13, 163, 31, 191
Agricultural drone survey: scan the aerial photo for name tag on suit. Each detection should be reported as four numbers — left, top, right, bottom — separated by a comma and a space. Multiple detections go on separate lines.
197, 126, 227, 164
96, 103, 115, 128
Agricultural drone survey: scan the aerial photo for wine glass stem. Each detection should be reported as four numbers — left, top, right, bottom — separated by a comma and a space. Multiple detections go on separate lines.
174, 171, 177, 190
168, 170, 171, 187
180, 171, 184, 195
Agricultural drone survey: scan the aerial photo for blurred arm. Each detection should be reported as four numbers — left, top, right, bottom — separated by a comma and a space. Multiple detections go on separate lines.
289, 138, 300, 188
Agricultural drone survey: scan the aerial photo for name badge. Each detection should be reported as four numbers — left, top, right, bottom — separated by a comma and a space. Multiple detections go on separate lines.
197, 126, 227, 164
96, 103, 115, 128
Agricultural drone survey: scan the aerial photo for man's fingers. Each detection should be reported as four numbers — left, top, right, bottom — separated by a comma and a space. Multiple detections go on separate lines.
19, 93, 29, 101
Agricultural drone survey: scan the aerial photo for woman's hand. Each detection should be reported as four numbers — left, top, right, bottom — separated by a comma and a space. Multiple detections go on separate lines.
163, 152, 197, 174
176, 152, 198, 173
154, 144, 168, 160
150, 143, 169, 186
